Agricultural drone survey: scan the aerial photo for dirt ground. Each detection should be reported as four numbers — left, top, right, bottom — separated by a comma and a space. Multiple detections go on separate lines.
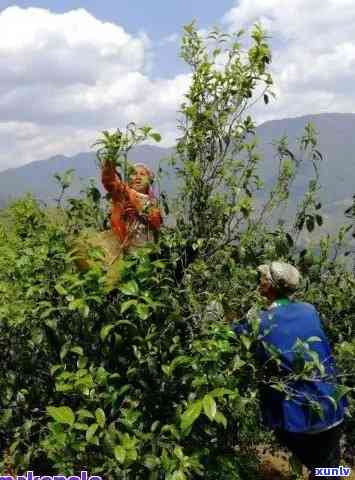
259, 449, 355, 480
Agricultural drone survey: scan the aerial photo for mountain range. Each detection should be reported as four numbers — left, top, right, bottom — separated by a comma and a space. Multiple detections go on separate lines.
0, 113, 354, 234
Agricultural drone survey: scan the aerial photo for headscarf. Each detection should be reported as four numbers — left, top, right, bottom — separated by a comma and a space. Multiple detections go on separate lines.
132, 163, 156, 200
257, 261, 301, 293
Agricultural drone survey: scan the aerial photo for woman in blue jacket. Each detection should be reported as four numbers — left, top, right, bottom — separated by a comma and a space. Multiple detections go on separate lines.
233, 261, 348, 480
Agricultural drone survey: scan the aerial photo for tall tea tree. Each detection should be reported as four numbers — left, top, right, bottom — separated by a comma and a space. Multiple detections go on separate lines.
176, 22, 273, 257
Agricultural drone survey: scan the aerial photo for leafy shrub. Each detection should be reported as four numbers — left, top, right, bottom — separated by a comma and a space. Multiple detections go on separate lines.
0, 22, 354, 479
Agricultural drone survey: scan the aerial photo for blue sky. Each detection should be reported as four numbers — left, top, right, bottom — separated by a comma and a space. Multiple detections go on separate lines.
0, 1, 354, 169
0, 0, 233, 31
6, 0, 234, 33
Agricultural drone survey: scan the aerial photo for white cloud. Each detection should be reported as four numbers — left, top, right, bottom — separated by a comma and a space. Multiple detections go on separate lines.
0, 7, 190, 170
2, 2, 354, 171
223, 0, 355, 124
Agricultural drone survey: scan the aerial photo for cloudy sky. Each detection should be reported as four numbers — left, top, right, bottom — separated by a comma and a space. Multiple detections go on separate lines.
0, 0, 354, 171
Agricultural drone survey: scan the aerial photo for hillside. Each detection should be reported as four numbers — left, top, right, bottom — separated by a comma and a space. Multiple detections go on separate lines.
0, 145, 174, 206
0, 113, 353, 230
257, 113, 355, 206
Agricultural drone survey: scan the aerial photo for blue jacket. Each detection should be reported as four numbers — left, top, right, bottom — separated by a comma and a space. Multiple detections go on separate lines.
233, 301, 347, 433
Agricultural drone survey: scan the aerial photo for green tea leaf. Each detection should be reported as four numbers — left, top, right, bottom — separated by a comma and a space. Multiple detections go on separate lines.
171, 471, 186, 480
307, 336, 322, 343
77, 409, 95, 419
70, 346, 84, 356
95, 408, 106, 427
120, 280, 139, 296
144, 454, 159, 470
136, 303, 150, 320
100, 324, 115, 341
181, 400, 202, 431
73, 423, 89, 431
86, 423, 98, 442
241, 334, 252, 350
203, 395, 217, 421
209, 388, 234, 398
121, 299, 137, 314
150, 132, 162, 142
334, 385, 352, 403
114, 445, 126, 464
47, 406, 75, 426
214, 411, 227, 428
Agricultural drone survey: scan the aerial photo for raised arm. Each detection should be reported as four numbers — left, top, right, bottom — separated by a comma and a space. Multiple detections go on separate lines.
101, 161, 125, 199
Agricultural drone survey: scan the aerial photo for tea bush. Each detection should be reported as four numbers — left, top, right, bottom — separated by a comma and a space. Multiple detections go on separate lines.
0, 22, 354, 479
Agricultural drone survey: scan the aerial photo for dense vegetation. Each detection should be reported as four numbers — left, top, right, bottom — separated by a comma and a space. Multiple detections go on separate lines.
0, 23, 354, 479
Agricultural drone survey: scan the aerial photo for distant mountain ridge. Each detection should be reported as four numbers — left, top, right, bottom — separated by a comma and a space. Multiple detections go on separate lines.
0, 145, 174, 206
0, 113, 354, 231
257, 113, 355, 205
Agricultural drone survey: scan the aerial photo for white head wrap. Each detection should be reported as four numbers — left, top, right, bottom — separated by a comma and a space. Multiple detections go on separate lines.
257, 261, 301, 292
133, 163, 155, 181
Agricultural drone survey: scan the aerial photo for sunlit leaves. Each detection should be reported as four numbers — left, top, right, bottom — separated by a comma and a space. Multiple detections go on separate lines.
202, 395, 217, 421
100, 323, 114, 341
1, 18, 354, 479
114, 445, 126, 464
47, 406, 75, 426
180, 400, 202, 431
214, 411, 227, 429
86, 423, 98, 442
93, 123, 161, 181
120, 280, 139, 296
121, 299, 138, 314
95, 408, 106, 427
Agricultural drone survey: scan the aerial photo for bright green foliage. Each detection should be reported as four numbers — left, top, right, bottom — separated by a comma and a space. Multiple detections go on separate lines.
0, 203, 263, 477
93, 122, 161, 182
0, 22, 354, 479
177, 22, 273, 254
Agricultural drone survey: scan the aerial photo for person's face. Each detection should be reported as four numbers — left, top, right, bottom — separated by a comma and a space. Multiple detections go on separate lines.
129, 166, 151, 194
